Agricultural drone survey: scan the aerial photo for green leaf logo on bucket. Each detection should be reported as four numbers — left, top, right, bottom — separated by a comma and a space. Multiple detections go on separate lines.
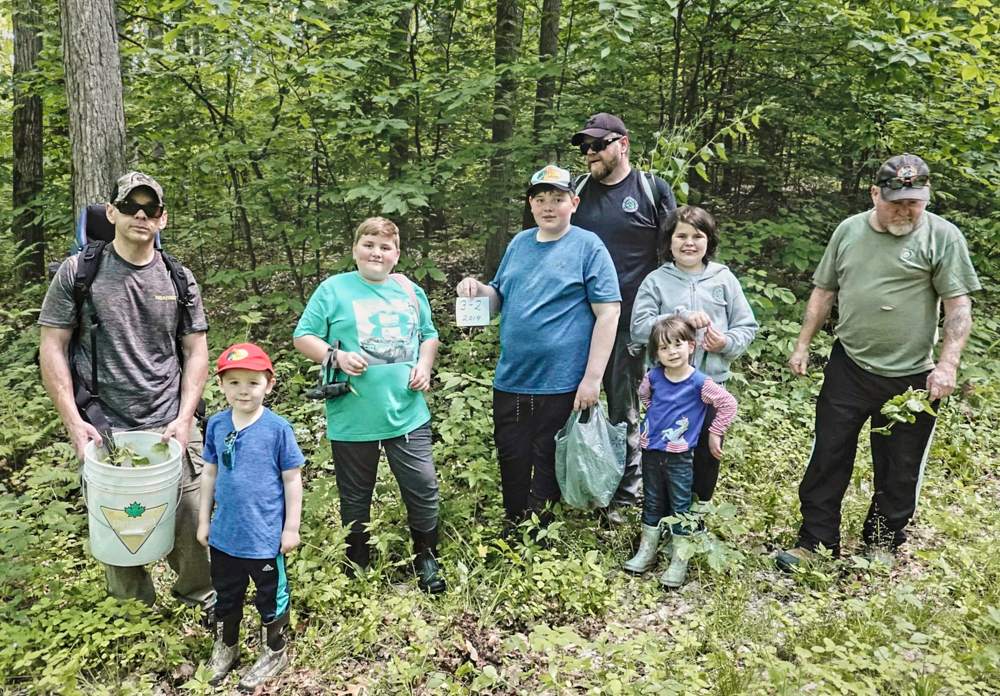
124, 501, 146, 518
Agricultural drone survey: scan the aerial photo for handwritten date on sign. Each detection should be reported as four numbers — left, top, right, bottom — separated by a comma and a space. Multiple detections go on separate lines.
455, 297, 490, 326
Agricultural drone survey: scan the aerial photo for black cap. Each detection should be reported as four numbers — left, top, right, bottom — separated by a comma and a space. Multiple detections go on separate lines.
875, 154, 931, 202
571, 113, 628, 146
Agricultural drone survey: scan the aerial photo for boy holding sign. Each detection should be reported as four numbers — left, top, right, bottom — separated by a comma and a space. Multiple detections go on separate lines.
456, 165, 620, 530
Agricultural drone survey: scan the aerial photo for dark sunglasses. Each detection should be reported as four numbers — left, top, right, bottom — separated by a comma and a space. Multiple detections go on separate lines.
580, 136, 624, 155
221, 430, 238, 470
117, 199, 164, 219
878, 175, 930, 191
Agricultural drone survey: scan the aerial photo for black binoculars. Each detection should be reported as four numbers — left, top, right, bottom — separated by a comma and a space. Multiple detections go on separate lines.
304, 381, 351, 400
305, 343, 352, 400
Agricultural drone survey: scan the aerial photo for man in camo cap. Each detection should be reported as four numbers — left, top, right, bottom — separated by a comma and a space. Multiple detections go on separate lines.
39, 171, 215, 613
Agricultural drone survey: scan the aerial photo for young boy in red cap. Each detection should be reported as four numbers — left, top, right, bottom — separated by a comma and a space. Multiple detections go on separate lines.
196, 342, 304, 691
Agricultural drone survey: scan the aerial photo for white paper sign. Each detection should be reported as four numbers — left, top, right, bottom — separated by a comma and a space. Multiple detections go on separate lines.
455, 297, 491, 326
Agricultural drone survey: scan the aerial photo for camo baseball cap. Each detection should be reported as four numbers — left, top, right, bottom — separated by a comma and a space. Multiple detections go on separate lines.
527, 164, 574, 195
111, 171, 165, 206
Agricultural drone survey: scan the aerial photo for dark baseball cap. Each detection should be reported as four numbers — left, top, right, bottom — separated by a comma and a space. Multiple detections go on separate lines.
875, 154, 931, 202
571, 113, 628, 146
111, 171, 165, 206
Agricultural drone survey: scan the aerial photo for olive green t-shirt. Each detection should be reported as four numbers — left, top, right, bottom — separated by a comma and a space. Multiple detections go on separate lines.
813, 210, 980, 377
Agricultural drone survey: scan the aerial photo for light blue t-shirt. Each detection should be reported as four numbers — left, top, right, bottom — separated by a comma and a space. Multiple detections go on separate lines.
490, 225, 620, 394
203, 408, 305, 559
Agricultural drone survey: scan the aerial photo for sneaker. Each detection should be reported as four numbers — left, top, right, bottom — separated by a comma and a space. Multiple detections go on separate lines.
204, 638, 239, 687
775, 546, 815, 572
237, 644, 288, 692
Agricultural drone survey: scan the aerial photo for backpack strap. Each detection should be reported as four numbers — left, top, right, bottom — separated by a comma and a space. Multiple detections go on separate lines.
389, 273, 423, 337
71, 241, 108, 402
639, 171, 660, 209
160, 251, 194, 335
573, 173, 590, 196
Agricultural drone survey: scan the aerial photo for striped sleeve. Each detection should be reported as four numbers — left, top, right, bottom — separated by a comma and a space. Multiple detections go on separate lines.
701, 378, 737, 435
638, 371, 653, 408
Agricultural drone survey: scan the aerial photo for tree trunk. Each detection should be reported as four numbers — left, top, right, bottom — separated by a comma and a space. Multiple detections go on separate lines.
60, 0, 127, 213
485, 0, 524, 277
532, 0, 561, 160
387, 5, 415, 248
13, 0, 45, 281
667, 0, 687, 129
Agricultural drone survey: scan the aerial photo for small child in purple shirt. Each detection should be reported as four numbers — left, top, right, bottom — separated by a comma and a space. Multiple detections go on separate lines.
624, 316, 737, 588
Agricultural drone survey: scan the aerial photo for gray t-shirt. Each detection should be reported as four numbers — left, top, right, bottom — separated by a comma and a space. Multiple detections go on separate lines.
39, 245, 208, 429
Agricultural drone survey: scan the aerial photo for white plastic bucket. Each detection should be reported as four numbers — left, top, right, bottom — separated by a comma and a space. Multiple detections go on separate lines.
82, 431, 182, 567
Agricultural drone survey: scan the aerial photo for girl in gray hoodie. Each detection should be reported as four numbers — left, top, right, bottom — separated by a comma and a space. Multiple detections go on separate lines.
630, 206, 757, 501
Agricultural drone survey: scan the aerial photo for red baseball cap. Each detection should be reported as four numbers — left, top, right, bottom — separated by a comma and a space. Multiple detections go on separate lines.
216, 342, 274, 375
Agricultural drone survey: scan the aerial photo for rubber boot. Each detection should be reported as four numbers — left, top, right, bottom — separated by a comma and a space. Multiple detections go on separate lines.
237, 613, 289, 692
659, 538, 689, 589
623, 524, 661, 574
204, 610, 241, 687
411, 526, 446, 594
344, 530, 370, 577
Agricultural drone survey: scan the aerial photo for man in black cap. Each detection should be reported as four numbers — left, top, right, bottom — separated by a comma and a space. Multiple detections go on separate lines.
39, 171, 214, 610
778, 154, 980, 570
570, 113, 677, 518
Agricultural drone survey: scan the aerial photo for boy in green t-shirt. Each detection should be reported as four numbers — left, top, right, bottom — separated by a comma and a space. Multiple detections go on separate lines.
293, 217, 445, 594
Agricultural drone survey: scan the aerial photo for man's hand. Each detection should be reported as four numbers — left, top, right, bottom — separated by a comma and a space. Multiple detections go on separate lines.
70, 420, 102, 459
574, 376, 601, 411
703, 325, 728, 353
788, 345, 809, 376
280, 529, 301, 554
196, 521, 210, 548
337, 350, 369, 377
926, 362, 958, 401
409, 363, 432, 391
708, 432, 724, 460
162, 415, 192, 450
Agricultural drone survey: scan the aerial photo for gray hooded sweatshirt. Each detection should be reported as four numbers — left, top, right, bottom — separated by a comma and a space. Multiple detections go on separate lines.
630, 261, 758, 382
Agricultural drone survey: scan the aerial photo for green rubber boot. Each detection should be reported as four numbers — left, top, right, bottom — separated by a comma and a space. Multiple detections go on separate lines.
659, 541, 689, 589
623, 524, 661, 574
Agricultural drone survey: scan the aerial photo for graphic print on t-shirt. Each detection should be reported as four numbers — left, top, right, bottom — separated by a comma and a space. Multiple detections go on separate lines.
353, 298, 417, 365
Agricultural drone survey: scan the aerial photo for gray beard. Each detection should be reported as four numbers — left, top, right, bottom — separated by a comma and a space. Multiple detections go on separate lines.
886, 222, 916, 236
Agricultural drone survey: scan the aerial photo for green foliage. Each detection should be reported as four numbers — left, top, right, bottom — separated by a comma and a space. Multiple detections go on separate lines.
871, 388, 937, 436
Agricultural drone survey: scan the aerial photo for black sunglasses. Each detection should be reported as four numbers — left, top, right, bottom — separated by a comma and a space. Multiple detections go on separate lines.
878, 175, 930, 191
580, 136, 624, 155
221, 430, 238, 470
117, 199, 164, 219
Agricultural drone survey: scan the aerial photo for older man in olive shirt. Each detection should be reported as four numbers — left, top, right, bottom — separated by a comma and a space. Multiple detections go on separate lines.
778, 154, 980, 570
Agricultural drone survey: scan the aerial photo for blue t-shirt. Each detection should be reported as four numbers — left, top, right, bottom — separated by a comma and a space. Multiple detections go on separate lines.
489, 225, 620, 394
203, 408, 305, 559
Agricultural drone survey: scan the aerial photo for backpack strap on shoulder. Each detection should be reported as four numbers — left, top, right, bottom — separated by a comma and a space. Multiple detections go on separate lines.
70, 240, 107, 408
574, 173, 590, 196
160, 251, 194, 334
389, 273, 419, 310
639, 171, 658, 208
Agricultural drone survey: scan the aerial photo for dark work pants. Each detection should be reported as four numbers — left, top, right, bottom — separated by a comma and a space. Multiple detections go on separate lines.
692, 405, 720, 502
493, 389, 576, 522
797, 341, 938, 553
210, 546, 289, 624
604, 330, 646, 506
330, 422, 439, 534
